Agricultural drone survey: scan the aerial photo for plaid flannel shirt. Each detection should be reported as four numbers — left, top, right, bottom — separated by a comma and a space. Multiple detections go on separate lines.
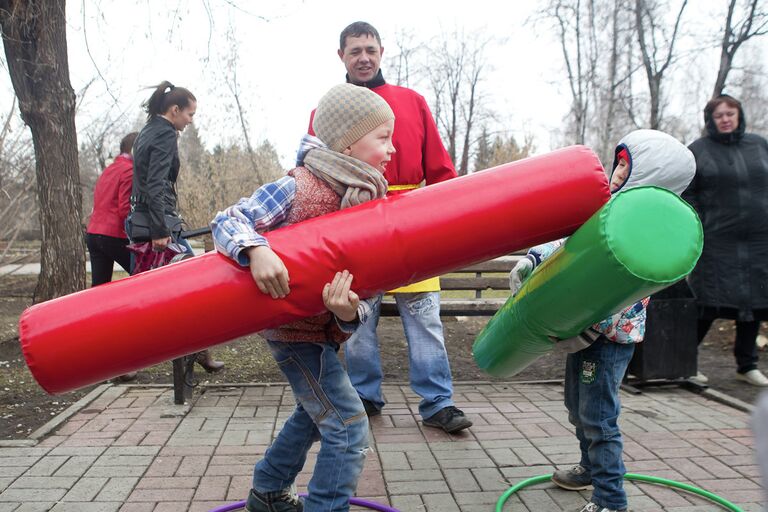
210, 175, 373, 330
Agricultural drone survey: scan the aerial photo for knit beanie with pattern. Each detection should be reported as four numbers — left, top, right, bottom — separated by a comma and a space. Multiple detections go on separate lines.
312, 83, 395, 153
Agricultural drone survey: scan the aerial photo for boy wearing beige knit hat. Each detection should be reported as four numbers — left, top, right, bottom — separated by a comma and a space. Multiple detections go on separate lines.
211, 83, 395, 512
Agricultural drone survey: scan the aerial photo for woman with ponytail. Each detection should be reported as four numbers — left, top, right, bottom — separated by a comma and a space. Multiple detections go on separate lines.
129, 81, 224, 373
129, 81, 196, 252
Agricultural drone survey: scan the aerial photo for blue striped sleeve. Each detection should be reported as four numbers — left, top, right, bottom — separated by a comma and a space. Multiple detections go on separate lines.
210, 176, 296, 266
527, 238, 566, 267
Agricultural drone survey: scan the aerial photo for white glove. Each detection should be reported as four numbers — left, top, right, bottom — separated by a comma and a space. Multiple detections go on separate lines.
509, 256, 534, 296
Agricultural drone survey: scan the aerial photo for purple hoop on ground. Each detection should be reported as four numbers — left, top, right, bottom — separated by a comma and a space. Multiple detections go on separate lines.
207, 495, 400, 512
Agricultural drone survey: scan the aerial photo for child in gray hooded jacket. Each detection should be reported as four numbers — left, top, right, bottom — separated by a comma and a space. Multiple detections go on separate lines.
509, 130, 696, 512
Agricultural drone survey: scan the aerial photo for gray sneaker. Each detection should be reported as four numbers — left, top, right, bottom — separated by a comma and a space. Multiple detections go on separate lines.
552, 464, 593, 490
579, 502, 626, 512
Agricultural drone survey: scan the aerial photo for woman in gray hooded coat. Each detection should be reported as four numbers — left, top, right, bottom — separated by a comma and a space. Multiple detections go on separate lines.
683, 95, 768, 387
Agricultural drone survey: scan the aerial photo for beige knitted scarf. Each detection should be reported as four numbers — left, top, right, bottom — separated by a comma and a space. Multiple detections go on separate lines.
301, 141, 388, 209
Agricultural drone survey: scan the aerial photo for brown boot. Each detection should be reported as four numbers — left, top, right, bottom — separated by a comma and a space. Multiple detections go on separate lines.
195, 350, 224, 373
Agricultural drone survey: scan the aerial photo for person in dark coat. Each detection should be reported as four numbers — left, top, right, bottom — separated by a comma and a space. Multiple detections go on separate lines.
683, 94, 768, 387
130, 81, 195, 253
129, 81, 224, 374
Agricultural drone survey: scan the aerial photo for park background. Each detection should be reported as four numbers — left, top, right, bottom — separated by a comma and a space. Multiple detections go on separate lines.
0, 0, 767, 441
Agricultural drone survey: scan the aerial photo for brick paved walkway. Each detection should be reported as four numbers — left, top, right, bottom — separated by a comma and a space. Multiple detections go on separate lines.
0, 382, 762, 511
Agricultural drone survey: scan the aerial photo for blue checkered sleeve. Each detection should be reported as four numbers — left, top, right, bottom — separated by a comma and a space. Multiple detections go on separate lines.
210, 176, 296, 266
336, 297, 376, 333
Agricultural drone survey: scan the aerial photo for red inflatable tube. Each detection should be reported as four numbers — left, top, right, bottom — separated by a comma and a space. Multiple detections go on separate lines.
20, 145, 609, 394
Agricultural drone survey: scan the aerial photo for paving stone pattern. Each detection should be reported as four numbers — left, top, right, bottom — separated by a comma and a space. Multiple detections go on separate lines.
0, 382, 762, 511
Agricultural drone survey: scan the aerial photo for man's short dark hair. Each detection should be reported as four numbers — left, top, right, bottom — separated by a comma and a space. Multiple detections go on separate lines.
339, 21, 382, 50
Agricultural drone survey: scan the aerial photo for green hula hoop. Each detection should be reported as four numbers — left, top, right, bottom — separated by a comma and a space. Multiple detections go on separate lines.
495, 473, 743, 512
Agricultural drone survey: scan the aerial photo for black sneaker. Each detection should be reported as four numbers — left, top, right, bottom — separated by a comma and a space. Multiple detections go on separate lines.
552, 464, 592, 491
361, 398, 381, 417
245, 488, 303, 512
422, 406, 472, 433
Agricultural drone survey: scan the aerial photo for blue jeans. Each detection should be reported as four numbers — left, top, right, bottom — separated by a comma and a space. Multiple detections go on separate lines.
253, 341, 369, 512
344, 292, 454, 419
564, 339, 635, 511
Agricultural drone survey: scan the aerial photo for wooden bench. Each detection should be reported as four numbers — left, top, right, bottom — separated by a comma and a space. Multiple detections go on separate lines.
172, 229, 520, 403
380, 255, 519, 317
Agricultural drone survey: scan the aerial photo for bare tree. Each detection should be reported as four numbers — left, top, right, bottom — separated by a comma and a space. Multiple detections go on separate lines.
545, 0, 600, 144
177, 126, 283, 231
385, 28, 422, 88
737, 53, 768, 136
0, 98, 38, 273
222, 25, 265, 184
634, 0, 689, 129
588, 0, 646, 161
457, 36, 491, 175
712, 0, 768, 97
474, 130, 535, 172
428, 30, 464, 165
594, 0, 628, 159
425, 29, 493, 174
0, 0, 85, 301
540, 0, 646, 157
474, 127, 493, 172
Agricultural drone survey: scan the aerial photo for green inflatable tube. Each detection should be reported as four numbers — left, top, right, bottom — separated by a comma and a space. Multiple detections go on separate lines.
473, 186, 703, 377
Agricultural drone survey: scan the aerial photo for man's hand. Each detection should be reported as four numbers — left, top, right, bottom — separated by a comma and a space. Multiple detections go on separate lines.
322, 270, 359, 322
509, 257, 534, 295
246, 246, 290, 298
152, 236, 172, 252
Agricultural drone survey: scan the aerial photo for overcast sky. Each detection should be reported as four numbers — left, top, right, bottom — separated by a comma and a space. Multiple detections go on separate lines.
0, 0, 763, 169
62, 0, 566, 167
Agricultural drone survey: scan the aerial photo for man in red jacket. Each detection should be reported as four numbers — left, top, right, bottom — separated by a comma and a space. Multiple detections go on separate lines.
308, 21, 472, 433
86, 132, 138, 287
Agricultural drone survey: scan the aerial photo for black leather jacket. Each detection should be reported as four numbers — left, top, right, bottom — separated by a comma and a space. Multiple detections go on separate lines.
131, 116, 180, 239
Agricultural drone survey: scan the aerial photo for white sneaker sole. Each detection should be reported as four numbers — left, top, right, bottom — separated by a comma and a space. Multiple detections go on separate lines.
736, 372, 768, 386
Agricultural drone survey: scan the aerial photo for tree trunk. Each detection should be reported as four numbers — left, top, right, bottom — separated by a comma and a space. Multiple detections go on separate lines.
0, 0, 85, 302
649, 76, 661, 130
710, 0, 767, 98
600, 1, 621, 161
712, 50, 734, 98
459, 74, 478, 175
